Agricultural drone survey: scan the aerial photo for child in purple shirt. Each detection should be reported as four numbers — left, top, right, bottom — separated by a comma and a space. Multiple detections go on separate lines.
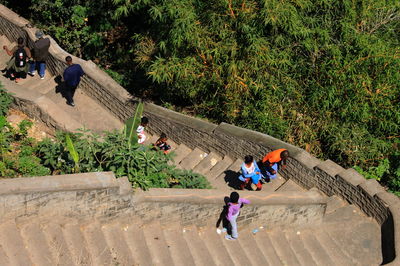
225, 192, 250, 240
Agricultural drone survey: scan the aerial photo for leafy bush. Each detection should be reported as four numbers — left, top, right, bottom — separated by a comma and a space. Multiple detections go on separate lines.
0, 87, 12, 116
36, 130, 210, 190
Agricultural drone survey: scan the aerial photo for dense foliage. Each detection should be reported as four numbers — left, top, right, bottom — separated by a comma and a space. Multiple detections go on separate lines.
2, 0, 399, 193
0, 88, 210, 189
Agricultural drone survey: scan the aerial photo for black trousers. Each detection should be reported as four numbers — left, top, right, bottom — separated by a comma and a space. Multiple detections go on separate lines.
65, 84, 78, 104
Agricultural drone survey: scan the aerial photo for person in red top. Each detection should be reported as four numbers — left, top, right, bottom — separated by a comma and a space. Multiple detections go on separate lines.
261, 149, 289, 180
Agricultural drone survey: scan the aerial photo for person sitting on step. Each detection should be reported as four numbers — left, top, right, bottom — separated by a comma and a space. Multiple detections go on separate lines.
136, 116, 149, 144
153, 132, 171, 154
3, 37, 31, 83
238, 155, 264, 191
261, 149, 290, 180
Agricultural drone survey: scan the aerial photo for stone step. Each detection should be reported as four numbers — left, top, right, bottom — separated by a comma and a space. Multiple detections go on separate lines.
20, 222, 54, 265
300, 230, 336, 266
42, 222, 74, 266
210, 158, 244, 190
171, 143, 192, 165
199, 227, 236, 265
0, 221, 32, 265
275, 178, 304, 192
181, 225, 216, 266
253, 230, 284, 265
162, 226, 196, 266
193, 151, 222, 175
325, 195, 347, 214
237, 231, 270, 266
62, 223, 92, 265
123, 223, 153, 266
102, 222, 136, 266
82, 222, 113, 266
323, 204, 366, 224
261, 175, 286, 193
142, 222, 175, 265
269, 229, 302, 265
44, 87, 123, 133
206, 155, 234, 180
313, 229, 355, 266
0, 238, 10, 266
29, 75, 58, 94
284, 229, 318, 266
179, 147, 207, 170
219, 229, 252, 266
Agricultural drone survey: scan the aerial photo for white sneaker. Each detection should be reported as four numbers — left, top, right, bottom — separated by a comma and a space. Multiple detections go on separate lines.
225, 235, 236, 240
40, 76, 44, 80
28, 71, 35, 76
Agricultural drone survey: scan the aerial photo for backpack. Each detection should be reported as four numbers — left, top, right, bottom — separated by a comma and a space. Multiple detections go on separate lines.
14, 47, 27, 67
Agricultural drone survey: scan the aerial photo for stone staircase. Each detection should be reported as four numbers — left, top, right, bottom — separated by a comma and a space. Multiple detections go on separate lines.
0, 197, 380, 266
0, 35, 123, 133
0, 33, 384, 265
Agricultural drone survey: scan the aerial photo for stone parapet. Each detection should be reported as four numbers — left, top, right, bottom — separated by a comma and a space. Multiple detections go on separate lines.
0, 4, 398, 264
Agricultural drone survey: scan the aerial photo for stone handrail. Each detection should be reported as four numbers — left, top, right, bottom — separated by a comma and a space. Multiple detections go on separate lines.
0, 4, 398, 264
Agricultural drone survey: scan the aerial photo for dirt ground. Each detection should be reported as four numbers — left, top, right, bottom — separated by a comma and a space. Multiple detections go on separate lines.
6, 108, 55, 141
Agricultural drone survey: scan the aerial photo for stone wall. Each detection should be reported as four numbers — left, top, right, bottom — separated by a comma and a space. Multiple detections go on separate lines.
0, 4, 399, 264
0, 172, 133, 223
0, 172, 326, 230
133, 188, 326, 229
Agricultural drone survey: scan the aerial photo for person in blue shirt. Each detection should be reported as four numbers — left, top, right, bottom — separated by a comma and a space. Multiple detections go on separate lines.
63, 56, 84, 107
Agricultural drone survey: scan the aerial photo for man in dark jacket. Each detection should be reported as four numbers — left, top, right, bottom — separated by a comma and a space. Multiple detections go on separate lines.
63, 56, 84, 107
28, 30, 50, 79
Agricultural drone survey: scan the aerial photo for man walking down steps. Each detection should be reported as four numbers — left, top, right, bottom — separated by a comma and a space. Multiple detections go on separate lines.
63, 55, 84, 107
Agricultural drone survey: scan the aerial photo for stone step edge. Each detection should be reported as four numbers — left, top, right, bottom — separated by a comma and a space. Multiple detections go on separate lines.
2, 76, 83, 133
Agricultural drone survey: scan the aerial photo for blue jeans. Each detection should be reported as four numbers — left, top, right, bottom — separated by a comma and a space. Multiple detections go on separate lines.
265, 163, 278, 179
29, 61, 46, 77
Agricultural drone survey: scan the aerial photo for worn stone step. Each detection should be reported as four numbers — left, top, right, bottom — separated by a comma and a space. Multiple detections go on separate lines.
123, 223, 152, 266
20, 222, 54, 265
237, 231, 270, 266
42, 223, 74, 266
314, 229, 355, 266
199, 227, 236, 265
0, 238, 10, 266
325, 195, 347, 214
214, 158, 242, 190
254, 230, 284, 266
0, 221, 32, 265
44, 86, 123, 133
260, 175, 286, 193
301, 230, 336, 266
181, 225, 216, 266
219, 228, 252, 266
323, 204, 366, 224
162, 226, 196, 266
269, 229, 302, 265
327, 221, 382, 265
171, 143, 192, 164
284, 229, 318, 266
62, 223, 92, 266
102, 222, 136, 266
82, 222, 113, 266
28, 75, 58, 94
274, 178, 304, 192
205, 156, 234, 179
142, 222, 175, 265
179, 147, 208, 170
193, 151, 222, 175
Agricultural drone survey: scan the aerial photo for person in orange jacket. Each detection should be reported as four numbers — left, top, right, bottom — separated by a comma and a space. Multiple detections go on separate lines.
261, 149, 289, 180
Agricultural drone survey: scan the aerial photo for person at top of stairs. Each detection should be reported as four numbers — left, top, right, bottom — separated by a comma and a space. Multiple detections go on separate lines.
261, 149, 290, 180
63, 55, 84, 107
225, 192, 250, 240
153, 132, 171, 154
28, 30, 50, 79
239, 155, 265, 191
136, 116, 149, 144
3, 37, 31, 83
